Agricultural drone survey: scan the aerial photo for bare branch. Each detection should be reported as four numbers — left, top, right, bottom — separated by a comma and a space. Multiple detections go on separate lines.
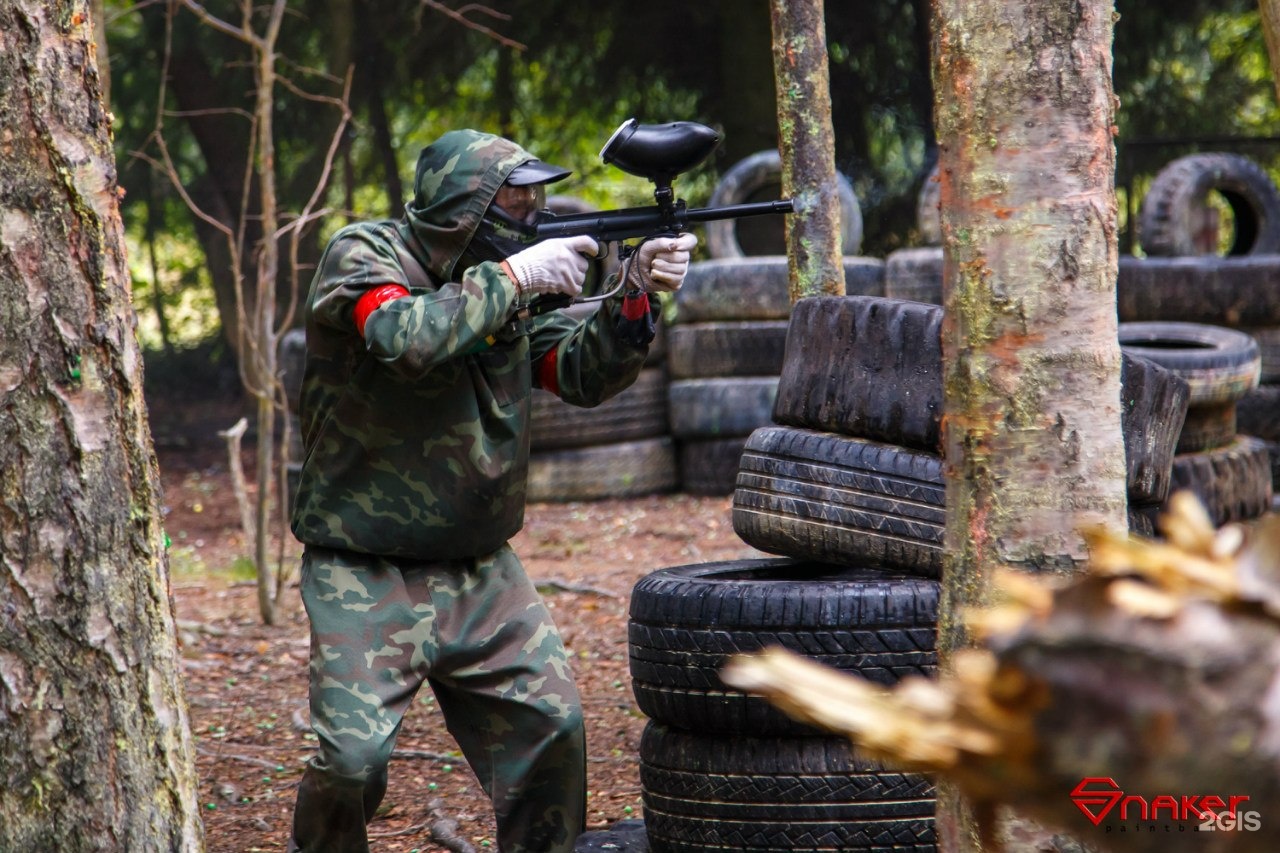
163, 107, 255, 122
415, 0, 526, 51
177, 0, 263, 49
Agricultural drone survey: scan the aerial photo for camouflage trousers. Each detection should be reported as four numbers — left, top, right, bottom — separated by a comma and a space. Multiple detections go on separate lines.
290, 544, 586, 853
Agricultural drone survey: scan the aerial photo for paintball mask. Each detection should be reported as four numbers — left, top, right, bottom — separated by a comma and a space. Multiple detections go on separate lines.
464, 158, 570, 265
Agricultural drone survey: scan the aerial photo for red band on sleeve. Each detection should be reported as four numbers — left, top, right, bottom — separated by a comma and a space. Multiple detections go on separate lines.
353, 284, 410, 337
621, 291, 651, 321
534, 345, 561, 397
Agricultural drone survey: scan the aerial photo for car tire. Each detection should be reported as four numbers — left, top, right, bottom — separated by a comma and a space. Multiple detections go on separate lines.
667, 377, 778, 440
1137, 153, 1280, 257
530, 369, 669, 452
527, 437, 678, 502
628, 558, 939, 736
705, 150, 862, 259
675, 256, 885, 324
1165, 436, 1274, 526
732, 427, 945, 576
640, 723, 935, 853
666, 321, 790, 380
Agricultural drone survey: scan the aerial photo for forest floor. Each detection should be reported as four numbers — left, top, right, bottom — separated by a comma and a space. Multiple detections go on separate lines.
151, 392, 767, 853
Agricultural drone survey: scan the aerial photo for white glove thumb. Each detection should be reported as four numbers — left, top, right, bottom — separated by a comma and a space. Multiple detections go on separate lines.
627, 232, 699, 293
505, 236, 598, 299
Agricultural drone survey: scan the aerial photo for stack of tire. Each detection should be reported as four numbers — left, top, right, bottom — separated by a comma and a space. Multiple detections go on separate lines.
526, 342, 677, 502
1118, 322, 1271, 527
669, 257, 885, 495
668, 149, 883, 495
888, 151, 1280, 527
526, 196, 679, 502
1123, 152, 1280, 519
630, 559, 941, 853
732, 296, 1191, 570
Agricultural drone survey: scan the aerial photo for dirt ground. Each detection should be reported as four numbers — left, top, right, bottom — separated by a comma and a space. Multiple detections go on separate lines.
153, 394, 767, 853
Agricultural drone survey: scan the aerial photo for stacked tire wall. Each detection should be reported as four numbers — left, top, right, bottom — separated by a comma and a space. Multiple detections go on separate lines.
632, 158, 941, 852
1125, 152, 1280, 522
630, 559, 940, 853
669, 257, 885, 495
892, 150, 1280, 529
528, 303, 678, 502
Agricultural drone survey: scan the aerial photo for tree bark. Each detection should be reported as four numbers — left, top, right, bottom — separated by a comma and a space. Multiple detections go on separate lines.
769, 0, 846, 301
931, 0, 1126, 848
0, 1, 203, 850
1261, 0, 1280, 107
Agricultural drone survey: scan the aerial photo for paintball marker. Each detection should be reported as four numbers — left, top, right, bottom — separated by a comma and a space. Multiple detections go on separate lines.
526, 119, 794, 318
537, 118, 794, 246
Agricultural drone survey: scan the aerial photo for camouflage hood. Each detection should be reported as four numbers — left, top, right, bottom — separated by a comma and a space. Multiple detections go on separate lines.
400, 130, 539, 282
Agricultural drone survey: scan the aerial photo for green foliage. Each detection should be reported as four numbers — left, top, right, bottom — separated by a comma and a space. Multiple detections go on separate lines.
125, 221, 218, 350
102, 0, 1280, 329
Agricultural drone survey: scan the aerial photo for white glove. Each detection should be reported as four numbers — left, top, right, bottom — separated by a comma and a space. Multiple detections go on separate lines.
505, 236, 598, 299
627, 232, 698, 293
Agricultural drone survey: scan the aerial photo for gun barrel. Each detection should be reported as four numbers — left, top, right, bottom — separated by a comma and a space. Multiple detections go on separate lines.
533, 198, 794, 244
686, 199, 795, 223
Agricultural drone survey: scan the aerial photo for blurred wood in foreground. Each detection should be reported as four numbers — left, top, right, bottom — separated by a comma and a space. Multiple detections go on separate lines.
723, 492, 1280, 853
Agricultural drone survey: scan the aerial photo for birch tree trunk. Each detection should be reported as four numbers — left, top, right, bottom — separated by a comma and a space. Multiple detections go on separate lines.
931, 0, 1127, 848
1261, 0, 1280, 106
0, 1, 203, 850
769, 0, 846, 301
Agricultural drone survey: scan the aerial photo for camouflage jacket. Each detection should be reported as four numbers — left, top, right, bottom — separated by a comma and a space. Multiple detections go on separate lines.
291, 130, 648, 560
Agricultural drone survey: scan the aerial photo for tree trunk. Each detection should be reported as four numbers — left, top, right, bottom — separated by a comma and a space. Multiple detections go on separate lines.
1261, 0, 1280, 107
931, 0, 1126, 849
0, 1, 203, 851
770, 0, 846, 301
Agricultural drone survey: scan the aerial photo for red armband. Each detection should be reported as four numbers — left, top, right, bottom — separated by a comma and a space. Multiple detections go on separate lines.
353, 284, 410, 337
534, 345, 561, 397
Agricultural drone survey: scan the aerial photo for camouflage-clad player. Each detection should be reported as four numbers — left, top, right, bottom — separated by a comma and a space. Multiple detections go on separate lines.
287, 130, 696, 853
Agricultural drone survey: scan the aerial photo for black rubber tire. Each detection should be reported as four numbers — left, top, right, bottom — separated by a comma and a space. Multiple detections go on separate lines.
1117, 255, 1280, 327
1118, 321, 1260, 407
1165, 436, 1274, 526
530, 369, 669, 452
883, 247, 943, 305
773, 298, 1187, 503
628, 558, 939, 735
279, 328, 307, 415
675, 256, 884, 324
773, 296, 945, 451
666, 321, 790, 379
678, 437, 749, 496
640, 724, 935, 853
1119, 354, 1190, 503
1237, 384, 1280, 443
705, 150, 863, 258
1137, 153, 1280, 257
1174, 401, 1237, 454
1241, 327, 1280, 384
667, 377, 779, 439
731, 427, 945, 576
527, 437, 678, 502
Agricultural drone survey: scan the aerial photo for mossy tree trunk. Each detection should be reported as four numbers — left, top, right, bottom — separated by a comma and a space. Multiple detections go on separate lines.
0, 1, 203, 850
769, 0, 846, 301
1261, 0, 1280, 106
930, 0, 1127, 848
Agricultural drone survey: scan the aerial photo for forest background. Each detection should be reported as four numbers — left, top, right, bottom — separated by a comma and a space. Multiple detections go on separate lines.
33, 1, 1280, 849
101, 0, 1280, 373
